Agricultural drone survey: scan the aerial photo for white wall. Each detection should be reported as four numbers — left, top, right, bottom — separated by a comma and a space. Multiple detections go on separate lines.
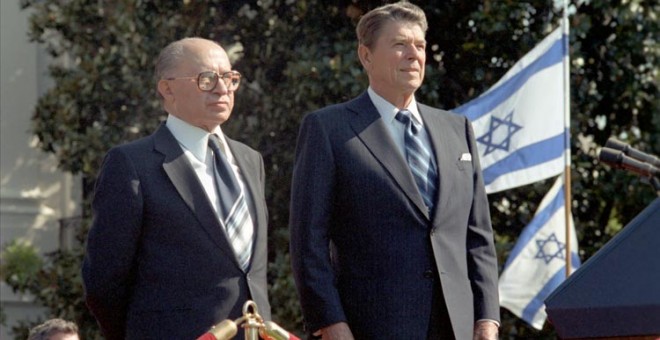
0, 1, 82, 338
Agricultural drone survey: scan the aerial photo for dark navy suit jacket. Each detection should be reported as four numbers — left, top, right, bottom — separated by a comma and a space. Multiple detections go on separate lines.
289, 92, 499, 339
83, 124, 270, 339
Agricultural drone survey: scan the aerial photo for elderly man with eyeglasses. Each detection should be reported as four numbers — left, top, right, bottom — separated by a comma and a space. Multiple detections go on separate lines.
82, 37, 271, 340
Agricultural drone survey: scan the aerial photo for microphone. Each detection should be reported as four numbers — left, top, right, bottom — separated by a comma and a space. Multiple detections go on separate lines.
599, 147, 659, 178
605, 137, 660, 168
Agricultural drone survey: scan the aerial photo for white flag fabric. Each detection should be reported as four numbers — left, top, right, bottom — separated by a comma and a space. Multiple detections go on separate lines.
498, 176, 580, 330
454, 27, 568, 193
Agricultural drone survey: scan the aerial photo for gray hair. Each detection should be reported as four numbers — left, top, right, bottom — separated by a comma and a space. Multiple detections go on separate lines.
154, 37, 222, 80
153, 37, 223, 101
356, 1, 428, 49
27, 318, 78, 340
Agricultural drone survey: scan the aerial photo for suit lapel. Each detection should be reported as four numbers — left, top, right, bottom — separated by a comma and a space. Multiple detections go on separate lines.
153, 124, 237, 261
419, 104, 453, 224
347, 92, 429, 220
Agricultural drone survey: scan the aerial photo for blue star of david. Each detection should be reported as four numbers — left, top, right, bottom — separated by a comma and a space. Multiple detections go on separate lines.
535, 233, 566, 265
477, 111, 523, 156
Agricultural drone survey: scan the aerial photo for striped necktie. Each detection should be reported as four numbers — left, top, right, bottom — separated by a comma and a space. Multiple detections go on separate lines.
208, 134, 253, 271
395, 110, 438, 213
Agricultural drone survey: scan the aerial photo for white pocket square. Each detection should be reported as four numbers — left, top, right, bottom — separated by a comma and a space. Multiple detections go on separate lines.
459, 153, 472, 161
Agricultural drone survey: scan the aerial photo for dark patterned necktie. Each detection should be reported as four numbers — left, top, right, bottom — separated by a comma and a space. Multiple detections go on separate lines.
395, 110, 438, 213
208, 134, 253, 271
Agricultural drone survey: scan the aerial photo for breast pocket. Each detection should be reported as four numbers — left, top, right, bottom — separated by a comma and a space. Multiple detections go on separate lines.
444, 152, 475, 199
455, 152, 474, 171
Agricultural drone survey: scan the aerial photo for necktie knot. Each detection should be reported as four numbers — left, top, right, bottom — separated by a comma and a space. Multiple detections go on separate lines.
395, 110, 420, 135
208, 134, 224, 156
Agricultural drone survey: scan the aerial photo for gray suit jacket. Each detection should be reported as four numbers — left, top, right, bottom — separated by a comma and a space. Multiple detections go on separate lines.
83, 124, 270, 339
290, 92, 499, 339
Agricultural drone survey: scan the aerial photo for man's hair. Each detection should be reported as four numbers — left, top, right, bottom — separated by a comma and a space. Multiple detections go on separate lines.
27, 318, 79, 340
153, 37, 222, 100
154, 37, 221, 81
355, 1, 428, 49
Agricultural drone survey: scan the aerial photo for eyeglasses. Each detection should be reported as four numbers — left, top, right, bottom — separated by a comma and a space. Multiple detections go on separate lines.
165, 71, 242, 92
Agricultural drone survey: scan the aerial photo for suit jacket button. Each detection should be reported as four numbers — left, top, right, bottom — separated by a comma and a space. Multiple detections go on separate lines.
423, 269, 435, 279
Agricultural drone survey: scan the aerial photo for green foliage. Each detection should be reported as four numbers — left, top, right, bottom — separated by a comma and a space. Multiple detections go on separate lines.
0, 240, 43, 291
15, 0, 659, 338
266, 228, 304, 332
0, 226, 100, 339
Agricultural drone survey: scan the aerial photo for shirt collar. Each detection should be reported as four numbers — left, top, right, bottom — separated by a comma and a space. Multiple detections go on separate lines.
367, 87, 423, 126
166, 114, 226, 162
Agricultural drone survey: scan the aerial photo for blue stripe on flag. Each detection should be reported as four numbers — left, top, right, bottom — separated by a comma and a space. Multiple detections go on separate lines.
522, 266, 564, 323
503, 183, 565, 269
483, 130, 567, 186
571, 252, 582, 268
521, 254, 581, 323
454, 38, 565, 121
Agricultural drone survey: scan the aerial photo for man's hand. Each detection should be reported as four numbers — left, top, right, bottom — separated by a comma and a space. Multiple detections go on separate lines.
316, 322, 354, 340
473, 320, 499, 340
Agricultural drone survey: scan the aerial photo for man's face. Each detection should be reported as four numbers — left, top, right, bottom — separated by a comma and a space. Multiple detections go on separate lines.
159, 41, 236, 132
361, 20, 426, 102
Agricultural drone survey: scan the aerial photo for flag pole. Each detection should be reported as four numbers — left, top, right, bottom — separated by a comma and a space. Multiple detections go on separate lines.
562, 0, 572, 278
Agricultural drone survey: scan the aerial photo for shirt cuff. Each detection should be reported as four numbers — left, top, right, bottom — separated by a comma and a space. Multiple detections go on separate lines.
476, 319, 500, 327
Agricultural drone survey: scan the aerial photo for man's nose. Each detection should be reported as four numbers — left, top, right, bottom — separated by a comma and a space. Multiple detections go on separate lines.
211, 78, 229, 94
406, 45, 423, 59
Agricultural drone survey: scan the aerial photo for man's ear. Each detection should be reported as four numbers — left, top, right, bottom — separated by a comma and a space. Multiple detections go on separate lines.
358, 44, 371, 70
157, 79, 174, 102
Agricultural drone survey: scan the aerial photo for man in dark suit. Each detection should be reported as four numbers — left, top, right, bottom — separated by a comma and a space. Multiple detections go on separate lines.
82, 37, 270, 339
289, 2, 499, 339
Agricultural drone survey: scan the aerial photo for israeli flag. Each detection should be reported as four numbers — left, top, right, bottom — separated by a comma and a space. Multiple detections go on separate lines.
454, 27, 568, 193
498, 176, 580, 329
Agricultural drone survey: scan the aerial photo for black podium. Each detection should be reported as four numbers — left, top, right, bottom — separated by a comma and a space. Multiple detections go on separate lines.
545, 198, 660, 339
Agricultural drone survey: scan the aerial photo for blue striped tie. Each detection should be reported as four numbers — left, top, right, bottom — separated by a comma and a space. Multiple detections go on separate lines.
395, 110, 438, 213
208, 134, 253, 271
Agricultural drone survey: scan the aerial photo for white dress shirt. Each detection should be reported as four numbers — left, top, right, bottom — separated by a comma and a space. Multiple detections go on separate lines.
165, 114, 255, 230
367, 87, 435, 160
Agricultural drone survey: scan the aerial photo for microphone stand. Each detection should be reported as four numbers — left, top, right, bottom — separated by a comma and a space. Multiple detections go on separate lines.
643, 176, 660, 197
